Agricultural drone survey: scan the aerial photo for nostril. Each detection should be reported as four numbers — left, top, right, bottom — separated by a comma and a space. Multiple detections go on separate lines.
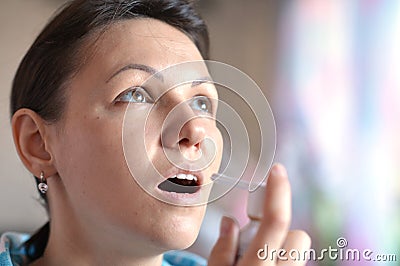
178, 138, 203, 161
178, 137, 202, 149
178, 138, 190, 146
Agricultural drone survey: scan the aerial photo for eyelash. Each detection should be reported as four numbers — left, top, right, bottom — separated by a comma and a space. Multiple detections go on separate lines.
114, 86, 154, 103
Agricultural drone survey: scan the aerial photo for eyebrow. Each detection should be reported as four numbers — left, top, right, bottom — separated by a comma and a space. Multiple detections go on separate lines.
106, 63, 163, 83
191, 76, 213, 87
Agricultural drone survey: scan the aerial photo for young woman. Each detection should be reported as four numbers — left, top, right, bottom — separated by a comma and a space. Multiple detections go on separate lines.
1, 0, 310, 265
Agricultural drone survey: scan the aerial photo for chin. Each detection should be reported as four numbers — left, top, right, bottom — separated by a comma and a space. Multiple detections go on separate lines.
155, 214, 203, 251
161, 230, 199, 251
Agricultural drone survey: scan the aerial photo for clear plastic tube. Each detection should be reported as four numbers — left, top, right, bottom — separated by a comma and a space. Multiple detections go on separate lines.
210, 173, 250, 190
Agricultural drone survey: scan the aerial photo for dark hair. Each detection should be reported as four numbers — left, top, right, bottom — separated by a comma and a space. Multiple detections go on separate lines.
11, 0, 209, 261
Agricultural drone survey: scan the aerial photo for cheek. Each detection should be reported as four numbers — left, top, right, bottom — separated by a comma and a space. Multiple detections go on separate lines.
206, 124, 224, 174
215, 128, 224, 164
59, 116, 122, 173
54, 114, 133, 212
122, 107, 160, 189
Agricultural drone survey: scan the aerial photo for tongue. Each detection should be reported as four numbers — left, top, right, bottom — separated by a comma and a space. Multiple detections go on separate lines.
158, 178, 198, 194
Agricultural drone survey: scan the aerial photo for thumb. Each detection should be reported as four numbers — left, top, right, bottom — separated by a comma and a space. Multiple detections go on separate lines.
208, 216, 240, 266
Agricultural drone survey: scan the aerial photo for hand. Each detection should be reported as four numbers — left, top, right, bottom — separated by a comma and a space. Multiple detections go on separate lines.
208, 163, 311, 266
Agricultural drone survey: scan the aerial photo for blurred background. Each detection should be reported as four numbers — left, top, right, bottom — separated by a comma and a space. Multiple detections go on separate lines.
1, 0, 399, 265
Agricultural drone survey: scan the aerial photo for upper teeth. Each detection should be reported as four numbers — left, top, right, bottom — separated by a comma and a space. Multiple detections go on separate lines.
175, 174, 198, 182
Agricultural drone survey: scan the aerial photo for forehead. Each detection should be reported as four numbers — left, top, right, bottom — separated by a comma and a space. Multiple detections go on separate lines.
83, 18, 203, 74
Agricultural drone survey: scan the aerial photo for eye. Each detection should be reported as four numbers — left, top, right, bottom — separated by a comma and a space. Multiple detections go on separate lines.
115, 86, 153, 103
190, 96, 213, 114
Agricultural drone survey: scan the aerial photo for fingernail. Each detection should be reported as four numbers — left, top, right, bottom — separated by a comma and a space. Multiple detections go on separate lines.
271, 163, 287, 177
220, 216, 231, 237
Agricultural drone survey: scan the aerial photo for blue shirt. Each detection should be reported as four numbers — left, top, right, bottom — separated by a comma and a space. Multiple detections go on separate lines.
0, 232, 207, 266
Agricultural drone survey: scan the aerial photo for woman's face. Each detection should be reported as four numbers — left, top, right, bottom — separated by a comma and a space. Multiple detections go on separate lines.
46, 18, 222, 253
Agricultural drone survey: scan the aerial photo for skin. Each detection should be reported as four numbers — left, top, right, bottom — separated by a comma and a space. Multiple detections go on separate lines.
12, 18, 310, 266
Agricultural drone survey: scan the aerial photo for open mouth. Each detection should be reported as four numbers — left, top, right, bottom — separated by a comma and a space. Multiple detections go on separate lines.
158, 173, 200, 194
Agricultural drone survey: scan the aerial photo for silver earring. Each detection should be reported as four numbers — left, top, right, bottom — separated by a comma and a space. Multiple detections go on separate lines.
38, 171, 48, 194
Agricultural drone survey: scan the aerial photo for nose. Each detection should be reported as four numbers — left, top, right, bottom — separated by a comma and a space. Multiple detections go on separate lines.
178, 118, 207, 149
161, 100, 207, 159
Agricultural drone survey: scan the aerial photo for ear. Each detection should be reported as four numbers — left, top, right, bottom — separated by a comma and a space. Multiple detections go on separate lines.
11, 108, 57, 178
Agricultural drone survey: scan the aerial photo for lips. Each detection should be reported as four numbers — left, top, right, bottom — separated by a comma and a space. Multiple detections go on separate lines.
157, 173, 201, 194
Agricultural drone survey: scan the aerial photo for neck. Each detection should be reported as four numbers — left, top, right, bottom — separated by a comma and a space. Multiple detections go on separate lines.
31, 245, 164, 266
31, 178, 166, 266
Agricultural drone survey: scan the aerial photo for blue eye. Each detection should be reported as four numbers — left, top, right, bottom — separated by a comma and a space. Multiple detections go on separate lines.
190, 96, 213, 114
115, 86, 153, 103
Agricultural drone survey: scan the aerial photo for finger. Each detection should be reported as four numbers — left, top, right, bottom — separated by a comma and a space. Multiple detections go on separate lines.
208, 216, 240, 266
277, 230, 311, 266
240, 163, 292, 264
